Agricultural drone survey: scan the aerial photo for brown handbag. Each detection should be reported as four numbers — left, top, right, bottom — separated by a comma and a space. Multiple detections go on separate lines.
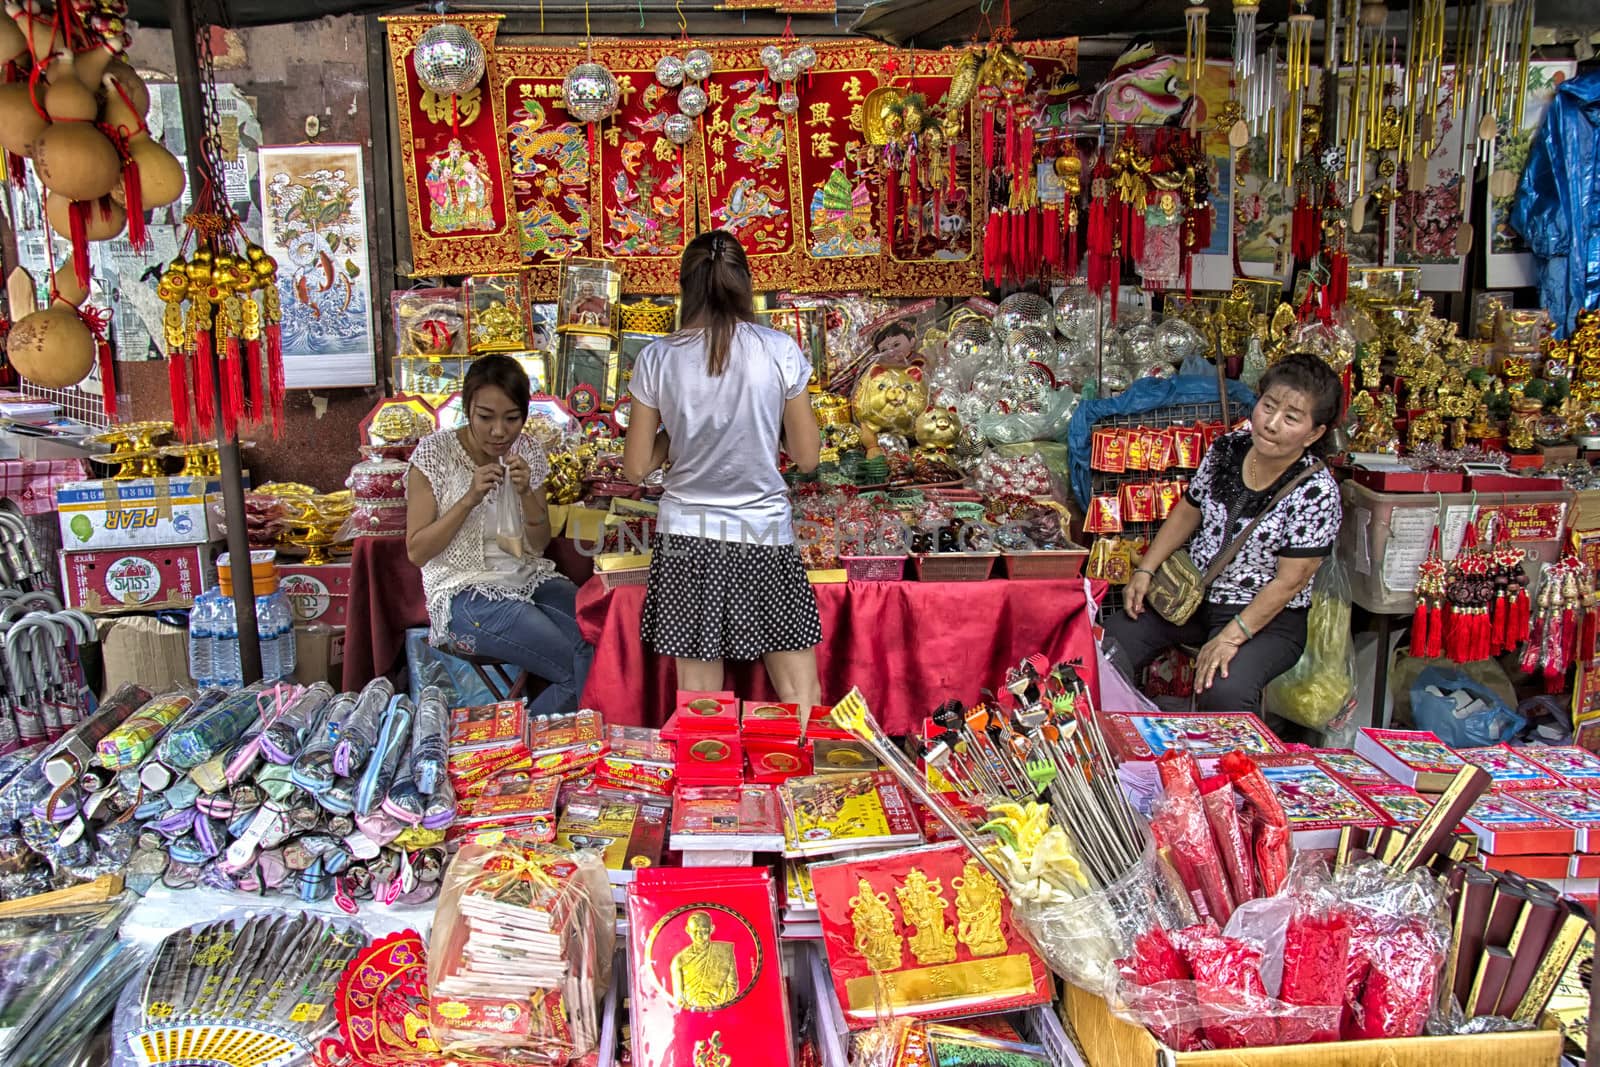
1143, 461, 1325, 625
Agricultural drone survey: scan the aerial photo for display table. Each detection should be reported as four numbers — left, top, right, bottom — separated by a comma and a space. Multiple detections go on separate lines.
342, 535, 594, 690
577, 577, 1105, 735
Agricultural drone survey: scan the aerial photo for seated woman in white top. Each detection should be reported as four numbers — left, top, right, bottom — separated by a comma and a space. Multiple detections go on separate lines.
405, 355, 592, 716
623, 230, 823, 707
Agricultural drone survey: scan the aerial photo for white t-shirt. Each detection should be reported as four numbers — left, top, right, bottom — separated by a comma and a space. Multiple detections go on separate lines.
629, 321, 811, 544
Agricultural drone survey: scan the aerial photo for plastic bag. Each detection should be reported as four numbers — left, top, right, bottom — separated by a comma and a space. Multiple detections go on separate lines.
1264, 559, 1355, 729
494, 461, 525, 559
1409, 665, 1525, 746
428, 835, 614, 1062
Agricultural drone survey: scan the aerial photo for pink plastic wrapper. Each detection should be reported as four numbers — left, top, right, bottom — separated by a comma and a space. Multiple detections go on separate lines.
1199, 774, 1256, 906
1220, 752, 1290, 897
1155, 752, 1236, 924
1279, 912, 1350, 1042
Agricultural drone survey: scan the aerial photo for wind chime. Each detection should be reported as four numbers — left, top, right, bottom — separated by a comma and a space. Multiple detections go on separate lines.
157, 29, 282, 443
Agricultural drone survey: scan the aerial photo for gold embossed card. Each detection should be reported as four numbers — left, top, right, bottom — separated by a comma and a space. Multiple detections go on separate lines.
809, 842, 1051, 1028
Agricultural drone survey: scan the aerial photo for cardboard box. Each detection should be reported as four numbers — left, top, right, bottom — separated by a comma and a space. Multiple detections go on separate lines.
55, 476, 222, 550
1349, 466, 1465, 493
292, 624, 345, 687
278, 562, 351, 627
1062, 976, 1563, 1067
97, 615, 193, 696
62, 546, 214, 614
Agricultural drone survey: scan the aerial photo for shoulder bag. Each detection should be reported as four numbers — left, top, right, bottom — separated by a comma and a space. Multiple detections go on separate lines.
1144, 460, 1326, 625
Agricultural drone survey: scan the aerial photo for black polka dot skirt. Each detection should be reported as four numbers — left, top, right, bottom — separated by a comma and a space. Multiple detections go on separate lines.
640, 533, 823, 661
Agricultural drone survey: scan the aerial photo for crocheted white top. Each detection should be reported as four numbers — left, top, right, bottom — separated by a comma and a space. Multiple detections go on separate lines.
408, 428, 556, 645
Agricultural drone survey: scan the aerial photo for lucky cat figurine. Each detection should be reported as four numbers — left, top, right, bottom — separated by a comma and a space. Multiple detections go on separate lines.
851, 362, 928, 437
914, 405, 961, 452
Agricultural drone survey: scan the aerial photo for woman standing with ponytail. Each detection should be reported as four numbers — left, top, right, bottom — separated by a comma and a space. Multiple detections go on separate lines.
623, 230, 824, 707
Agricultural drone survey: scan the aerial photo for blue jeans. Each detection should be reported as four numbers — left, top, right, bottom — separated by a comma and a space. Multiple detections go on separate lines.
447, 579, 593, 718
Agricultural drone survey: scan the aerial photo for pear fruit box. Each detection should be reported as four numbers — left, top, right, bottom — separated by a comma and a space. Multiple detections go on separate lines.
56, 476, 224, 550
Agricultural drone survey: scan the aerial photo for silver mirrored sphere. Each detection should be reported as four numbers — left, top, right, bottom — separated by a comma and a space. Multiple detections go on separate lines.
415, 22, 485, 96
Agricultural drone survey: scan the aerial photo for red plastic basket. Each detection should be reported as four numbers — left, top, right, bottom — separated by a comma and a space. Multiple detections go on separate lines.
840, 555, 908, 581
914, 551, 999, 582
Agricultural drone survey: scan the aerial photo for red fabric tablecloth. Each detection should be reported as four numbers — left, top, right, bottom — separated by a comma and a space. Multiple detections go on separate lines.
342, 535, 595, 690
577, 577, 1104, 734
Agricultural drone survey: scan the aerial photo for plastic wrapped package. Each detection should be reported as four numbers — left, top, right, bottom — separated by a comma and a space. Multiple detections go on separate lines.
259, 682, 335, 764
333, 678, 395, 777
291, 691, 358, 794
156, 685, 265, 770
428, 836, 615, 1062
0, 895, 133, 1060
1263, 559, 1356, 729
976, 386, 1078, 445
1010, 844, 1188, 996
411, 686, 449, 794
95, 691, 198, 771
1152, 752, 1235, 924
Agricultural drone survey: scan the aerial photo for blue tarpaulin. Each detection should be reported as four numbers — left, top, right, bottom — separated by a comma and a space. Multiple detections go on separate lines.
1066, 373, 1258, 508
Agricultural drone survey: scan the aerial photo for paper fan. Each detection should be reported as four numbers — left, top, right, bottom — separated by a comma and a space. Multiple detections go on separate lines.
314, 930, 436, 1066
124, 913, 369, 1067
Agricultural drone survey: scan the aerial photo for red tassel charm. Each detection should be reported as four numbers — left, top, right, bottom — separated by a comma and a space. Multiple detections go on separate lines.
1042, 205, 1061, 271
193, 326, 216, 434
1411, 597, 1431, 658
1004, 106, 1016, 174
68, 200, 91, 292
122, 158, 147, 254
1489, 592, 1506, 653
983, 208, 1001, 286
97, 338, 116, 422
167, 355, 191, 442
1426, 601, 1444, 658
220, 334, 244, 441
1328, 250, 1349, 308
244, 337, 262, 424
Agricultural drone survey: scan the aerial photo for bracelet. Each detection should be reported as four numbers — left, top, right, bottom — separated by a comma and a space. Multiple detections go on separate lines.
1231, 614, 1254, 640
1134, 567, 1155, 578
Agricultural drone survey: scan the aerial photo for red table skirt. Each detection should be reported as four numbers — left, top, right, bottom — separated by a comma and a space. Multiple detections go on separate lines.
342, 535, 594, 690
576, 577, 1104, 735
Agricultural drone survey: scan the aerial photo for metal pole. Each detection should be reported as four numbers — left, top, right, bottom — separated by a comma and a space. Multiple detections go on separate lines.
167, 0, 262, 684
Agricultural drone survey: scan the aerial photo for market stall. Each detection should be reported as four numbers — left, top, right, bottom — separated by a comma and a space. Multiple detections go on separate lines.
4, 0, 1600, 1059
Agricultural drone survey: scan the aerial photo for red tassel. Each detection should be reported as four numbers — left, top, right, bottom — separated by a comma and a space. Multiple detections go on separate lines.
1042, 205, 1061, 271
244, 337, 262, 423
68, 200, 90, 292
122, 158, 147, 254
1067, 216, 1080, 279
1512, 588, 1531, 644
1422, 602, 1438, 659
1026, 205, 1040, 274
1411, 599, 1431, 657
982, 107, 995, 171
1490, 593, 1506, 653
167, 355, 191, 441
220, 335, 243, 440
1004, 106, 1016, 173
1328, 250, 1349, 308
97, 339, 116, 422
193, 329, 215, 433
267, 323, 286, 439
1521, 612, 1543, 674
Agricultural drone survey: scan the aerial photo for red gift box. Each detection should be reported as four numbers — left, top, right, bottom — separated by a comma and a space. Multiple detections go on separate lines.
740, 701, 803, 738
677, 734, 744, 785
1460, 792, 1579, 855
663, 691, 739, 740
60, 545, 214, 614
810, 842, 1052, 1028
744, 737, 812, 783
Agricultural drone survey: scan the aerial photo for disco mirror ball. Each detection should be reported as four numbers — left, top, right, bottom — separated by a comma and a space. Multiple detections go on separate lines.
1004, 362, 1056, 414
997, 292, 1054, 337
563, 61, 621, 123
777, 91, 800, 115
414, 22, 485, 96
792, 44, 817, 70
663, 112, 695, 146
1054, 286, 1097, 341
944, 318, 994, 364
655, 54, 686, 88
1155, 317, 1208, 365
1007, 325, 1059, 371
1058, 348, 1097, 391
684, 48, 714, 81
678, 84, 709, 118
1119, 322, 1160, 374
775, 57, 801, 83
760, 45, 783, 71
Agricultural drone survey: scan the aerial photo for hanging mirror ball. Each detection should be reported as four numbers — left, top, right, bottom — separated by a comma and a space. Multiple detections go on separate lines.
1154, 317, 1207, 365
414, 22, 486, 96
684, 48, 714, 81
1054, 286, 1097, 341
663, 112, 695, 146
760, 45, 783, 71
944, 318, 994, 366
777, 90, 800, 115
791, 44, 817, 70
678, 84, 709, 118
655, 54, 686, 88
1007, 325, 1059, 369
776, 57, 801, 83
564, 61, 621, 123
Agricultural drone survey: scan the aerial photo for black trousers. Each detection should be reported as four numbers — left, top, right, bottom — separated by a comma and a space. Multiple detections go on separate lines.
1101, 603, 1308, 715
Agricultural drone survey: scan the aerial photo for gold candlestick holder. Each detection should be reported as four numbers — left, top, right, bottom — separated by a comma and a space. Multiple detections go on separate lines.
91, 428, 140, 479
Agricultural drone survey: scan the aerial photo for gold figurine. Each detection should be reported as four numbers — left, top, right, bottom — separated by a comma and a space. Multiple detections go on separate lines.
952, 859, 1007, 957
669, 911, 739, 1010
896, 869, 956, 965
847, 878, 902, 972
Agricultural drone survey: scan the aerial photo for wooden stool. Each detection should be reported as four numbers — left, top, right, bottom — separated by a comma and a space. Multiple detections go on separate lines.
452, 651, 532, 703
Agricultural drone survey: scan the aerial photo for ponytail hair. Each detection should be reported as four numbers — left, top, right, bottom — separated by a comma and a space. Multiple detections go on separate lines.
677, 229, 755, 376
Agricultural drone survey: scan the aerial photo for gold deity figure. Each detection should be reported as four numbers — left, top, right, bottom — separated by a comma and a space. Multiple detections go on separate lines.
848, 878, 902, 972
669, 912, 739, 1010
952, 860, 1007, 957
896, 869, 956, 965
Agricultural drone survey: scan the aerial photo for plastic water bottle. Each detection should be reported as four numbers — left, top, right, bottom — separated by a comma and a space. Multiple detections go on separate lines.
255, 592, 279, 681
213, 590, 242, 688
272, 591, 297, 679
187, 589, 214, 687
